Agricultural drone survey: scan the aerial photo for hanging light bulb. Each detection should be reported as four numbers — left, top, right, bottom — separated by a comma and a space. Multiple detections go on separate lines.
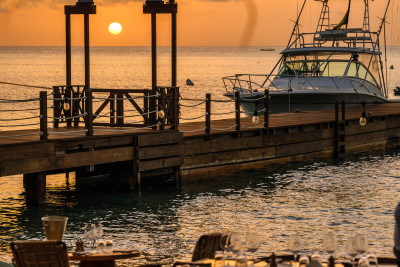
63, 100, 70, 111
359, 103, 367, 126
158, 106, 165, 119
359, 111, 367, 126
252, 110, 259, 124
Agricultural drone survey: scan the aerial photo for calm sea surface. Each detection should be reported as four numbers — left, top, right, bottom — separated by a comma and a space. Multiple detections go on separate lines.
2, 47, 400, 264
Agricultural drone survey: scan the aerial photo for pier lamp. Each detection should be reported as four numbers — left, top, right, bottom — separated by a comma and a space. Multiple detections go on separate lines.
359, 103, 367, 126
252, 110, 260, 124
158, 105, 166, 119
63, 100, 71, 111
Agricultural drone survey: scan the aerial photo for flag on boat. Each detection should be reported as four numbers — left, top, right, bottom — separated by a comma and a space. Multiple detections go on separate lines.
334, 0, 351, 30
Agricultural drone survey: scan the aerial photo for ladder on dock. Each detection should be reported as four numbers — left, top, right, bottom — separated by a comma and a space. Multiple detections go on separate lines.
335, 102, 346, 159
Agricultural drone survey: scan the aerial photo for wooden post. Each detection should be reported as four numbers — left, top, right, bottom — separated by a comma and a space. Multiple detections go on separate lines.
150, 13, 157, 129
65, 86, 72, 127
144, 91, 149, 126
172, 87, 179, 130
24, 172, 46, 206
40, 91, 48, 141
264, 89, 269, 129
118, 162, 135, 191
53, 86, 61, 128
85, 89, 93, 136
84, 13, 93, 136
172, 9, 177, 88
116, 92, 124, 127
73, 89, 80, 127
66, 14, 71, 87
205, 93, 211, 135
151, 13, 157, 93
159, 88, 165, 131
235, 91, 241, 133
110, 93, 115, 126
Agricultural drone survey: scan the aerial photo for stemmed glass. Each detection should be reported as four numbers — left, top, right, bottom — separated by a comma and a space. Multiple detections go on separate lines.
245, 229, 261, 262
84, 223, 95, 248
229, 233, 243, 258
94, 223, 104, 241
345, 236, 358, 267
354, 233, 369, 256
288, 234, 303, 262
323, 232, 337, 257
221, 233, 234, 266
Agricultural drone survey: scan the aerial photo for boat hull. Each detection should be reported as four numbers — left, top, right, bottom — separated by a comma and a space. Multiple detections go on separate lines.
224, 91, 390, 115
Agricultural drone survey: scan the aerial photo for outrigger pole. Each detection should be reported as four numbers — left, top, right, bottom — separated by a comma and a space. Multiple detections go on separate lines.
261, 0, 308, 89
363, 0, 391, 97
286, 0, 308, 49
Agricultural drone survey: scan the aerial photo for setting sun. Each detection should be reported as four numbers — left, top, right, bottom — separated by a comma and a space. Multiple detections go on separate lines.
108, 22, 122, 35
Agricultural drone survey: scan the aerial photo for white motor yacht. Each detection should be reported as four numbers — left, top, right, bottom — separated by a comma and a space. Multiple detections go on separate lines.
223, 0, 392, 115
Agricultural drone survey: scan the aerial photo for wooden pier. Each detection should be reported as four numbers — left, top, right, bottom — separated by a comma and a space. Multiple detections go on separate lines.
2, 93, 400, 205
3, 0, 400, 206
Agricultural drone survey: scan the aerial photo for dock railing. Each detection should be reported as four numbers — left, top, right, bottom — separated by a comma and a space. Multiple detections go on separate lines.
49, 86, 180, 137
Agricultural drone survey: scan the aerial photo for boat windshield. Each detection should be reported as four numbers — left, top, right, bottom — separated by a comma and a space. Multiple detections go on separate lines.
277, 59, 378, 86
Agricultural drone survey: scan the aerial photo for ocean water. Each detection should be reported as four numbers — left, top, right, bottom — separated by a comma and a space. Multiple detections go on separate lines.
1, 47, 400, 265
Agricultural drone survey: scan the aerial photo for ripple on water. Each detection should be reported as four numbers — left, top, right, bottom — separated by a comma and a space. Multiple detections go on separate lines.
1, 151, 400, 264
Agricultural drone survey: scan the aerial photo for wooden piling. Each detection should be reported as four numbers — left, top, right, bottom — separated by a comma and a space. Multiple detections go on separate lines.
117, 162, 136, 191
23, 172, 46, 206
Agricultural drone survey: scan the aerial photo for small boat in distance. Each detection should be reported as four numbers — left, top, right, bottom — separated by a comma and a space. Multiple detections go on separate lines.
260, 48, 275, 52
223, 0, 394, 115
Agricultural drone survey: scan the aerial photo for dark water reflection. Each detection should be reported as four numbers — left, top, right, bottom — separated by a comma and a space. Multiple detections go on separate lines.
1, 150, 400, 264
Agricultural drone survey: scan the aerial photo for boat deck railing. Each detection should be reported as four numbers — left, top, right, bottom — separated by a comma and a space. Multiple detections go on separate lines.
287, 30, 378, 51
222, 74, 380, 96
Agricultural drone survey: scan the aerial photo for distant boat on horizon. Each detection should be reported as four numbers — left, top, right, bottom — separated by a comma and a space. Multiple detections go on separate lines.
260, 48, 275, 52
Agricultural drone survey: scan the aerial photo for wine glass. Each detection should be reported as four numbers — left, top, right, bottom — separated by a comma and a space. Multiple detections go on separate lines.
323, 232, 337, 256
94, 223, 104, 240
245, 229, 261, 262
354, 233, 369, 256
221, 233, 232, 266
228, 233, 243, 258
345, 237, 358, 267
83, 223, 95, 248
288, 234, 303, 262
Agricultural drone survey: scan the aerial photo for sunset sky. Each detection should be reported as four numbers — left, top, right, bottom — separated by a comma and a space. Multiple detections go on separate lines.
0, 0, 397, 47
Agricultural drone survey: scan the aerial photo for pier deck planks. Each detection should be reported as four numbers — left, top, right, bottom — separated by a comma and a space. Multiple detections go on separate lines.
1, 102, 400, 178
0, 102, 399, 145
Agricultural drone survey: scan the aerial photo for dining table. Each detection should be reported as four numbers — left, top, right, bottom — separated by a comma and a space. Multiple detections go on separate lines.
68, 250, 141, 267
196, 256, 398, 267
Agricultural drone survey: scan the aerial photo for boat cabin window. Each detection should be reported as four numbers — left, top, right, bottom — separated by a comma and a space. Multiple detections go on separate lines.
277, 60, 378, 86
